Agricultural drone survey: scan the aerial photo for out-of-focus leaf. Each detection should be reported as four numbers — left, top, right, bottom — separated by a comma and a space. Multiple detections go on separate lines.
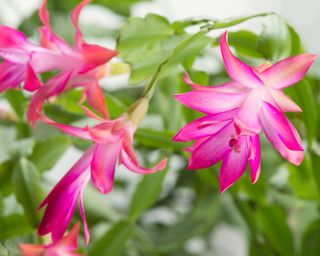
301, 220, 320, 256
255, 205, 295, 256
12, 159, 44, 227
287, 24, 303, 55
89, 221, 134, 255
29, 136, 70, 173
0, 161, 14, 196
0, 214, 33, 240
106, 94, 128, 119
129, 169, 167, 221
4, 90, 27, 120
257, 15, 291, 61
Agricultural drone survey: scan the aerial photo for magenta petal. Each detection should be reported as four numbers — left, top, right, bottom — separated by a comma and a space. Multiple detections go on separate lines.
0, 25, 29, 48
262, 101, 303, 151
249, 135, 261, 184
219, 136, 249, 193
91, 142, 122, 194
220, 31, 263, 88
188, 122, 234, 169
260, 54, 317, 89
0, 61, 25, 92
79, 188, 90, 244
260, 107, 303, 165
121, 149, 167, 174
85, 81, 109, 119
174, 90, 247, 115
24, 64, 42, 92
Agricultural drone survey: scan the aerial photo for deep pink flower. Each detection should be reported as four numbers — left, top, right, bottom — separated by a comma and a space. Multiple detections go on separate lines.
175, 31, 316, 167
174, 111, 261, 192
25, 0, 117, 125
20, 223, 83, 256
38, 112, 167, 243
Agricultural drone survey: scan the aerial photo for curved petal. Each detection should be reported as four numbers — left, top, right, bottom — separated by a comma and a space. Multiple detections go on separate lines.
260, 54, 317, 89
174, 90, 247, 114
120, 149, 167, 174
268, 89, 302, 112
188, 122, 234, 169
20, 244, 44, 256
0, 61, 25, 92
56, 222, 80, 248
85, 81, 109, 119
219, 136, 249, 193
220, 31, 263, 88
262, 101, 303, 151
24, 64, 42, 92
260, 107, 303, 165
249, 135, 261, 184
0, 25, 29, 48
91, 142, 122, 194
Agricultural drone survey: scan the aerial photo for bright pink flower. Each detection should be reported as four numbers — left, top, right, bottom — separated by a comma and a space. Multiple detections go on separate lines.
26, 0, 117, 125
175, 31, 316, 167
174, 111, 261, 192
20, 223, 83, 256
38, 113, 167, 243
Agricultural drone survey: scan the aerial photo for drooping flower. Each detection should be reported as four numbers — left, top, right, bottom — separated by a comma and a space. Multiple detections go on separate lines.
175, 31, 316, 167
38, 101, 167, 243
174, 111, 261, 192
26, 0, 117, 125
20, 222, 83, 256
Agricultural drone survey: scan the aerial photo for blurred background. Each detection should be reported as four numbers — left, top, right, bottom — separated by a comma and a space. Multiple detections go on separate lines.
0, 0, 320, 256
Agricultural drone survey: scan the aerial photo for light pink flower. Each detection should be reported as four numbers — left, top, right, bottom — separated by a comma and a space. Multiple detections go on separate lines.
26, 0, 117, 125
38, 112, 167, 243
174, 111, 261, 192
20, 222, 83, 256
175, 31, 316, 167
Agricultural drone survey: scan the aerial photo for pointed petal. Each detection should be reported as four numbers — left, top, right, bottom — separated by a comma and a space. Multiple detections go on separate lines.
57, 223, 80, 248
220, 31, 263, 88
269, 89, 302, 112
249, 135, 261, 184
79, 189, 90, 244
219, 136, 249, 193
24, 64, 42, 92
121, 149, 167, 174
174, 90, 247, 114
188, 122, 234, 169
262, 101, 303, 151
19, 244, 44, 256
260, 54, 317, 89
260, 107, 303, 165
91, 142, 122, 194
85, 82, 109, 119
0, 62, 25, 92
0, 25, 29, 48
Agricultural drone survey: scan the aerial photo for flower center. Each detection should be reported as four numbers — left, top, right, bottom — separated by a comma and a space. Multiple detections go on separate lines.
229, 137, 241, 153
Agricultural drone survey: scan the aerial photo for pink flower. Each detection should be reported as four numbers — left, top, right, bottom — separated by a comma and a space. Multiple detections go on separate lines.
25, 0, 117, 125
174, 111, 261, 192
38, 111, 167, 243
20, 222, 83, 256
175, 31, 316, 168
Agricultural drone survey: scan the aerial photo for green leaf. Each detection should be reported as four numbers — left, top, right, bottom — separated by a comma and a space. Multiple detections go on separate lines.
255, 205, 295, 256
12, 158, 44, 227
287, 24, 303, 56
301, 220, 320, 256
89, 221, 134, 255
0, 214, 33, 240
257, 15, 291, 61
4, 90, 27, 120
29, 136, 70, 173
129, 170, 167, 221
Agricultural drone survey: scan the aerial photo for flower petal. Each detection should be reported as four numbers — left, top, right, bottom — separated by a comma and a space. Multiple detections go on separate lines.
219, 136, 249, 193
269, 89, 302, 112
85, 81, 109, 119
20, 244, 44, 255
0, 25, 29, 48
262, 101, 303, 151
188, 122, 234, 169
249, 135, 261, 184
120, 149, 167, 174
260, 54, 317, 89
0, 61, 25, 92
260, 106, 303, 165
220, 31, 263, 88
24, 64, 42, 92
91, 142, 122, 194
174, 90, 247, 115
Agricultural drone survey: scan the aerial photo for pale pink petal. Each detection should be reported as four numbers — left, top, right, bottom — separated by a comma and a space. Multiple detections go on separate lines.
174, 90, 247, 114
120, 149, 167, 174
188, 122, 234, 169
262, 101, 303, 151
268, 89, 302, 112
24, 64, 42, 91
260, 54, 317, 89
91, 142, 122, 194
259, 107, 303, 165
249, 135, 261, 183
220, 31, 263, 88
219, 136, 250, 193
234, 90, 262, 135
